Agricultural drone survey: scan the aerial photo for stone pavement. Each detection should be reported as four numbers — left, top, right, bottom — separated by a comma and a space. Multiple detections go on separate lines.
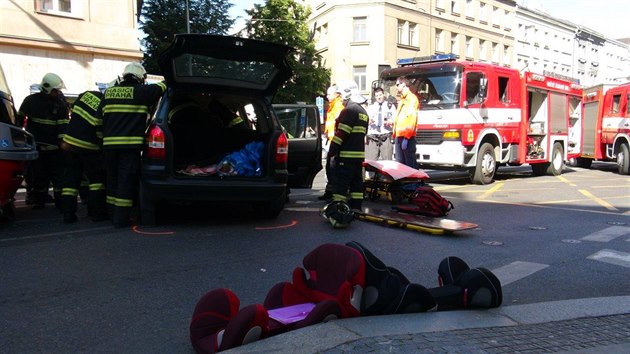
227, 296, 630, 353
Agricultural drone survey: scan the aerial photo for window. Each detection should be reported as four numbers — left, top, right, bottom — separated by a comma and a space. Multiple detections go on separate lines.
451, 0, 459, 14
498, 76, 510, 103
353, 17, 367, 42
37, 0, 81, 17
435, 29, 444, 52
466, 72, 486, 104
612, 94, 621, 114
41, 0, 71, 12
479, 2, 487, 23
466, 0, 474, 18
492, 6, 500, 27
397, 20, 418, 46
465, 36, 473, 57
353, 66, 367, 91
627, 94, 630, 115
450, 32, 459, 54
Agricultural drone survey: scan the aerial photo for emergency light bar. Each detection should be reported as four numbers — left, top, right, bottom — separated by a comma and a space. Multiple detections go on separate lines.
397, 53, 458, 66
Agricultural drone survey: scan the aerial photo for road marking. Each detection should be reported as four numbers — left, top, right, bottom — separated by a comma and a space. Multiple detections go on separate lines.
578, 189, 618, 211
587, 249, 630, 268
478, 182, 504, 200
556, 175, 577, 187
581, 226, 630, 242
491, 261, 549, 286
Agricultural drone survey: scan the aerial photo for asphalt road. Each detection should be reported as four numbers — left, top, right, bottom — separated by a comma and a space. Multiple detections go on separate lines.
1, 162, 629, 353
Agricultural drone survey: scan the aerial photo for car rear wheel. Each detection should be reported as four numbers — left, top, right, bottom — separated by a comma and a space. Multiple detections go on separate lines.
253, 191, 286, 219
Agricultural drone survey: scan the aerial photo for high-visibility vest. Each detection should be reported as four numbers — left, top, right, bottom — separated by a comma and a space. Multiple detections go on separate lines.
393, 91, 419, 139
324, 96, 344, 141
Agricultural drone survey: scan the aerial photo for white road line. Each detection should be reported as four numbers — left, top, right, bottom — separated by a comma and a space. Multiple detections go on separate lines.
581, 226, 630, 242
587, 249, 630, 268
491, 261, 549, 286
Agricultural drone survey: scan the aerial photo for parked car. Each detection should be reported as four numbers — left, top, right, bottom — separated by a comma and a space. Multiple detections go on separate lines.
140, 34, 321, 225
0, 66, 38, 220
273, 104, 322, 188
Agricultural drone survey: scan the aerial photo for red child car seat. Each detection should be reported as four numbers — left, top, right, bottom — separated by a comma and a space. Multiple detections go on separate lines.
264, 243, 366, 319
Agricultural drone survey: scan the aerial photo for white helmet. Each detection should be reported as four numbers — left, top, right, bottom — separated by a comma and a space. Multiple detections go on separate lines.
338, 80, 367, 104
122, 63, 147, 83
40, 73, 65, 94
326, 85, 341, 95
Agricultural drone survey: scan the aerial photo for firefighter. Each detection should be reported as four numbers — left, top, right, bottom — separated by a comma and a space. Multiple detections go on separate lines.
100, 63, 166, 227
322, 81, 369, 228
318, 85, 344, 201
392, 76, 419, 169
60, 89, 108, 223
17, 73, 69, 209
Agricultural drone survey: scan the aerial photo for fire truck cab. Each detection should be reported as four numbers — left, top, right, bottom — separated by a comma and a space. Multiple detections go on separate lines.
377, 55, 584, 184
579, 83, 630, 175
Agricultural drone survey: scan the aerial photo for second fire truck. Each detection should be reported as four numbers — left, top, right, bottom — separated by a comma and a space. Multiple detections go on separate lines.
577, 83, 630, 175
378, 55, 584, 184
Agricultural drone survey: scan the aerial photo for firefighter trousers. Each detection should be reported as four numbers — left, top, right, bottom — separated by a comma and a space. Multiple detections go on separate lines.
30, 149, 64, 208
330, 158, 364, 210
103, 149, 140, 226
60, 149, 107, 219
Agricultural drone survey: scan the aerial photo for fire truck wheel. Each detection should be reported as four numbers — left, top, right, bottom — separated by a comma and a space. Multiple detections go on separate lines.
546, 142, 564, 176
471, 142, 496, 185
618, 143, 630, 175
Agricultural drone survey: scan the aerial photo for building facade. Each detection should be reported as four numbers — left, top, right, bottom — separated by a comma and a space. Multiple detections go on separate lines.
0, 0, 143, 106
306, 0, 629, 94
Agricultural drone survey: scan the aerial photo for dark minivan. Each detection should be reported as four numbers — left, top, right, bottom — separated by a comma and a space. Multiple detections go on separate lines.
140, 34, 321, 225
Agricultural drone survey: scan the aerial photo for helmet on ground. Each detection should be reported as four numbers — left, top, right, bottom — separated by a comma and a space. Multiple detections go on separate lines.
40, 73, 66, 94
338, 80, 368, 104
320, 200, 354, 228
122, 62, 147, 83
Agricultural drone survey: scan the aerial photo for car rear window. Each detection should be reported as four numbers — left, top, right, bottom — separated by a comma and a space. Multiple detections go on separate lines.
173, 54, 276, 88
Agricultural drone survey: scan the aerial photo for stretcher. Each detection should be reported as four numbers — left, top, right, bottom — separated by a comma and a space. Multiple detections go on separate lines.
363, 159, 429, 204
354, 207, 478, 235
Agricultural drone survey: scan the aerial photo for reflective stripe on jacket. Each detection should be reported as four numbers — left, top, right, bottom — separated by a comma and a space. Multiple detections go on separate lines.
330, 102, 369, 159
101, 81, 166, 149
64, 91, 103, 151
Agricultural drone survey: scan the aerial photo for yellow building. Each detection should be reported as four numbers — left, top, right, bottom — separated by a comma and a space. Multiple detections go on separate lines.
307, 0, 516, 94
0, 0, 143, 106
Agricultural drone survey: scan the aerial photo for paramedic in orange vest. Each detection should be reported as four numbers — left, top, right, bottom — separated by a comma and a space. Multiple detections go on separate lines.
392, 77, 419, 169
318, 84, 344, 201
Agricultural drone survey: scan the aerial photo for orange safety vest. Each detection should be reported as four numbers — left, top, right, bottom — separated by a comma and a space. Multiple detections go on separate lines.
324, 96, 344, 141
393, 90, 419, 139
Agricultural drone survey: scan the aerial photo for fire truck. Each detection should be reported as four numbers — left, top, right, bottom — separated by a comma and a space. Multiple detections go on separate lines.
577, 83, 630, 175
377, 54, 584, 184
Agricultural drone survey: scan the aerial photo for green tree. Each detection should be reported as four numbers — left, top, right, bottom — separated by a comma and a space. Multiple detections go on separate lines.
140, 0, 234, 74
245, 0, 330, 103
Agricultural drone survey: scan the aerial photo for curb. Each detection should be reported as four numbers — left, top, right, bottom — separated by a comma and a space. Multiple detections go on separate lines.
226, 296, 630, 353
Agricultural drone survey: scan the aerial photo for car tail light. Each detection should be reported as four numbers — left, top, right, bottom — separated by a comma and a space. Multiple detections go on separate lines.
146, 124, 166, 159
275, 132, 288, 164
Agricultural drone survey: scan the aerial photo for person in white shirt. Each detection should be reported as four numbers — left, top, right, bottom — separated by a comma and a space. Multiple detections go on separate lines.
366, 87, 396, 161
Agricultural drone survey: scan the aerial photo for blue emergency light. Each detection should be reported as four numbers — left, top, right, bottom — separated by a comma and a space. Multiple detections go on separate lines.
396, 53, 458, 66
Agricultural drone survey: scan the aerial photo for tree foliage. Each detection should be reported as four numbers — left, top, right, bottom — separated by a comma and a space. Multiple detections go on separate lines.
140, 0, 234, 74
245, 0, 330, 103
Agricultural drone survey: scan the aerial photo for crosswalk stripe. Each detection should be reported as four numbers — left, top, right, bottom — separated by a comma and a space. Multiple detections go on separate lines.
491, 261, 549, 286
581, 226, 630, 242
587, 249, 630, 268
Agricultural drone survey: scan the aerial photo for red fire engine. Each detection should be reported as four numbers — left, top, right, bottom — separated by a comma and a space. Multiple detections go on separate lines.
577, 83, 630, 175
377, 55, 584, 184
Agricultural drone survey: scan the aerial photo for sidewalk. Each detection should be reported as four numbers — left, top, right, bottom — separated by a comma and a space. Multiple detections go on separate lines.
227, 296, 630, 353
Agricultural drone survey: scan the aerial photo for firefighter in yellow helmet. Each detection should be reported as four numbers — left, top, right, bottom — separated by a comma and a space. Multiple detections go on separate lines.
100, 63, 166, 227
17, 73, 69, 209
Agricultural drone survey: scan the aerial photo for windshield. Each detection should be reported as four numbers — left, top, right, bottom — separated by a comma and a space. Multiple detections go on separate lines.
380, 71, 462, 110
